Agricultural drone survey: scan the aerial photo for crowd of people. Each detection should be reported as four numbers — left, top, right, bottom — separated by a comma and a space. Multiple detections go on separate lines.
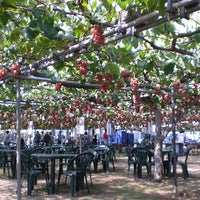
1, 128, 190, 155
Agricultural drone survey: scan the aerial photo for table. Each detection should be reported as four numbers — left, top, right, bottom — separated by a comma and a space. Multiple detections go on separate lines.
0, 149, 16, 178
31, 153, 76, 194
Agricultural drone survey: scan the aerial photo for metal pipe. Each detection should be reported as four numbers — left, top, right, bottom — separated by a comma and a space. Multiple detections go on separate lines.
16, 78, 22, 200
18, 0, 200, 75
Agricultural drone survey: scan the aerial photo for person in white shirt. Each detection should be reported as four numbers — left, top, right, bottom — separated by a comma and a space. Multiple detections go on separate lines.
177, 129, 186, 155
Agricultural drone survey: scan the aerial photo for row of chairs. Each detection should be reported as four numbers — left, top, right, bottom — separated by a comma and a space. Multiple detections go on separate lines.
125, 146, 192, 180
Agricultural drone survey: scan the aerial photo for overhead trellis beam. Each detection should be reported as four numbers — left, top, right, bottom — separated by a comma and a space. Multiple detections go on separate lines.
0, 100, 41, 106
18, 75, 172, 94
17, 0, 200, 76
20, 75, 101, 90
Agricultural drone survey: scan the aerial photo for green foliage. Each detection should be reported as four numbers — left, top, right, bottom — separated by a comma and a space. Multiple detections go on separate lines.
0, 0, 199, 128
0, 12, 10, 25
164, 63, 175, 75
193, 34, 200, 43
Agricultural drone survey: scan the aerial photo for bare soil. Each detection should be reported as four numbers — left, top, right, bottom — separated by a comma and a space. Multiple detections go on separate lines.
0, 153, 200, 200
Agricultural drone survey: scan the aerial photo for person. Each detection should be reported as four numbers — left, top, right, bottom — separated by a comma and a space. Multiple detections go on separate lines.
21, 137, 25, 149
58, 130, 62, 144
177, 129, 186, 155
92, 129, 97, 145
34, 131, 41, 145
103, 129, 108, 144
49, 132, 54, 145
4, 130, 11, 146
43, 132, 50, 146
41, 131, 44, 146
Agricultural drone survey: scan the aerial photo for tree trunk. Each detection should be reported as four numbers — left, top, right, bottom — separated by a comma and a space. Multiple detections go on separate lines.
153, 108, 164, 181
153, 136, 163, 181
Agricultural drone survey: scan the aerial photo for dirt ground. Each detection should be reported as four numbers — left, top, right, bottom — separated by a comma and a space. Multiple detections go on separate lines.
0, 153, 200, 200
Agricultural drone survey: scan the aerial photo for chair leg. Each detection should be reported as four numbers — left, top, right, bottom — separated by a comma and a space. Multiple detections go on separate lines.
45, 172, 50, 194
105, 159, 109, 173
69, 173, 76, 197
27, 174, 32, 196
185, 164, 189, 178
112, 160, 115, 172
127, 164, 130, 175
88, 170, 93, 186
133, 163, 137, 178
56, 167, 62, 193
84, 173, 90, 194
182, 165, 187, 180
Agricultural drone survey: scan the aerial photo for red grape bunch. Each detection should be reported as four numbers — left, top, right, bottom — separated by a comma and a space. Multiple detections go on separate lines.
10, 63, 20, 76
55, 83, 62, 91
91, 25, 105, 45
130, 78, 139, 91
0, 68, 8, 79
77, 60, 88, 75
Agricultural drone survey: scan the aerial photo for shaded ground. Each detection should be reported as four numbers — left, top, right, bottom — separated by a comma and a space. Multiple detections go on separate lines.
0, 153, 199, 200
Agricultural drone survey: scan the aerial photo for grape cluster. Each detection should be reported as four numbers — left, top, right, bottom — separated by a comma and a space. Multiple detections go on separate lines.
55, 83, 62, 91
77, 60, 88, 75
0, 68, 8, 79
10, 63, 20, 76
95, 72, 113, 93
133, 95, 140, 104
121, 71, 132, 80
91, 25, 105, 45
130, 78, 139, 91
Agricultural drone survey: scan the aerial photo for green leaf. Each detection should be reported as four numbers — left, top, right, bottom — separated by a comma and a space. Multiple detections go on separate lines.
164, 23, 175, 34
164, 63, 175, 75
0, 12, 10, 25
131, 38, 139, 49
38, 18, 59, 40
10, 28, 20, 41
0, 0, 15, 8
193, 34, 200, 43
32, 9, 45, 19
105, 63, 120, 77
144, 61, 154, 71
118, 0, 133, 9
26, 27, 40, 40
157, 0, 166, 16
53, 61, 65, 71
111, 94, 119, 102
145, 0, 157, 12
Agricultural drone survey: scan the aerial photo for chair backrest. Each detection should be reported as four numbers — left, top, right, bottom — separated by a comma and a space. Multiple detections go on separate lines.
183, 147, 192, 163
104, 146, 116, 160
125, 147, 133, 157
64, 143, 74, 153
20, 151, 32, 174
135, 149, 149, 166
67, 151, 94, 173
125, 147, 136, 163
31, 147, 45, 154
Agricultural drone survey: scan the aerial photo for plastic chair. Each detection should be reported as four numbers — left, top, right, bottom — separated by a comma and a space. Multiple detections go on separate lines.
0, 150, 10, 177
21, 149, 49, 196
31, 147, 49, 181
83, 149, 97, 186
125, 147, 137, 176
177, 147, 192, 180
57, 151, 94, 197
101, 146, 116, 173
134, 148, 154, 178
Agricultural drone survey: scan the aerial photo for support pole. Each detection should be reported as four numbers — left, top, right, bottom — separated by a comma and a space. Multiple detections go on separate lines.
16, 78, 22, 200
171, 87, 177, 195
